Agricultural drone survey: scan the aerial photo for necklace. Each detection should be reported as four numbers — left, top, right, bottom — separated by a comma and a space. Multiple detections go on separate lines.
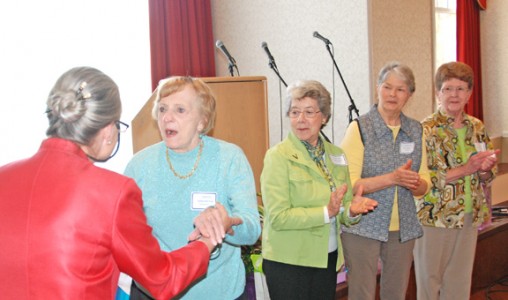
165, 140, 203, 179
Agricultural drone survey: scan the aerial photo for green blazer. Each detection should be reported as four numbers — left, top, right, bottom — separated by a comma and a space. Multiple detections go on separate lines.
261, 132, 358, 270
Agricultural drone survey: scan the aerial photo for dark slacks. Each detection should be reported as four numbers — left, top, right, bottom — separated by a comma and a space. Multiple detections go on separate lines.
130, 281, 154, 300
263, 250, 338, 300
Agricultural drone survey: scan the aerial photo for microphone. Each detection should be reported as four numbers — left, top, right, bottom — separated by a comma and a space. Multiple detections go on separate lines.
313, 31, 331, 45
261, 42, 277, 68
215, 40, 236, 65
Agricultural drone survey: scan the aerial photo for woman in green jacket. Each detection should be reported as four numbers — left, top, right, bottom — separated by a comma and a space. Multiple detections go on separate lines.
260, 80, 377, 300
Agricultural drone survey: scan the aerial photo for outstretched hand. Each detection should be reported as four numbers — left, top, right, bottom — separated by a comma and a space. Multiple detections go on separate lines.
349, 185, 378, 217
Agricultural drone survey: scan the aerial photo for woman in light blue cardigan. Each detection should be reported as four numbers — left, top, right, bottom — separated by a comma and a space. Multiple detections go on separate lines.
125, 76, 261, 300
261, 80, 377, 300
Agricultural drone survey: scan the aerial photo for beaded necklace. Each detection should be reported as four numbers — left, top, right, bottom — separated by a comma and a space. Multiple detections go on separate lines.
165, 139, 203, 179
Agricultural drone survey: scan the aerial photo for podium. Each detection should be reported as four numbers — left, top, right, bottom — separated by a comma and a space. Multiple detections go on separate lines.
131, 76, 269, 198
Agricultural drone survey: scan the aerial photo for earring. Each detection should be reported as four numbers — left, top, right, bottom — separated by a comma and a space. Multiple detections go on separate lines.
107, 140, 112, 145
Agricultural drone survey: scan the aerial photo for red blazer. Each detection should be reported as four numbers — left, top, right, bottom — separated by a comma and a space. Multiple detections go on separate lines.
0, 138, 209, 299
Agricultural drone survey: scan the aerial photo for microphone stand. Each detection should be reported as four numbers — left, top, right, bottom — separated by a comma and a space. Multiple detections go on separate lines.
268, 61, 287, 142
228, 62, 240, 77
323, 43, 359, 123
269, 61, 287, 87
267, 61, 331, 143
228, 62, 234, 77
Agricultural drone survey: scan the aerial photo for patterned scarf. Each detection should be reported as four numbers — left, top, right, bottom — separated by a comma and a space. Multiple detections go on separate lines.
302, 138, 336, 192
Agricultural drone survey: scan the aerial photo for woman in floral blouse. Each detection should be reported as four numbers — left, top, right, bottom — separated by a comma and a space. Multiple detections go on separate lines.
415, 61, 500, 300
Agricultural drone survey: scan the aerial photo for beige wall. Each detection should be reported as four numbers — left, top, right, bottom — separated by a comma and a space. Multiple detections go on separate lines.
212, 0, 507, 159
481, 0, 508, 162
369, 1, 434, 121
211, 0, 435, 147
211, 1, 371, 147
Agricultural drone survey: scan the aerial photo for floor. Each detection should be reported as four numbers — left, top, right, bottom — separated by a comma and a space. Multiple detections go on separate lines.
471, 279, 508, 300
336, 280, 508, 300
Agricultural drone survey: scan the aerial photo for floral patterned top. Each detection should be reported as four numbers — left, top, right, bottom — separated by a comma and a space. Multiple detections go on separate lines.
417, 110, 496, 228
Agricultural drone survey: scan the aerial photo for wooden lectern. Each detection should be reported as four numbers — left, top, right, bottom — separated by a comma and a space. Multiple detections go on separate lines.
131, 76, 269, 198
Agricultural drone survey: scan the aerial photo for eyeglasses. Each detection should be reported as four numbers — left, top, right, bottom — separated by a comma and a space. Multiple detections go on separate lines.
115, 120, 129, 133
440, 86, 469, 95
89, 120, 129, 163
288, 109, 321, 119
108, 120, 129, 160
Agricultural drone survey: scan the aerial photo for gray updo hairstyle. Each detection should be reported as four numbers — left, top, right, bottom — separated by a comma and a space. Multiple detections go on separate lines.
45, 67, 121, 145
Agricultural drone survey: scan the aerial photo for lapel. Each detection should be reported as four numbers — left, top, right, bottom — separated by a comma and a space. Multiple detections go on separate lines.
283, 132, 323, 177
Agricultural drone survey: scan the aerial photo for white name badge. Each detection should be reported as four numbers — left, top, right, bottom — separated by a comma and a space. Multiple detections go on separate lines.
191, 192, 217, 211
400, 142, 415, 154
330, 154, 348, 166
474, 142, 486, 152
474, 142, 495, 158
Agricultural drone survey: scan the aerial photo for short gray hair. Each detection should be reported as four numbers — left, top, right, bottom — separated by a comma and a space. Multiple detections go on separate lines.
377, 61, 416, 94
45, 67, 121, 145
285, 80, 332, 126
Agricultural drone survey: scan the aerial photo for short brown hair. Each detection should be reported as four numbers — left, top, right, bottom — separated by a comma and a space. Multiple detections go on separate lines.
435, 62, 474, 91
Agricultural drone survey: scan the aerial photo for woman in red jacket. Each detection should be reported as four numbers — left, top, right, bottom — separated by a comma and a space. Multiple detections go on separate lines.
0, 66, 231, 299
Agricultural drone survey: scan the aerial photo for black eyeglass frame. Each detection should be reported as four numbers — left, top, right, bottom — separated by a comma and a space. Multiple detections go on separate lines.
89, 120, 129, 163
108, 120, 129, 160
115, 120, 129, 133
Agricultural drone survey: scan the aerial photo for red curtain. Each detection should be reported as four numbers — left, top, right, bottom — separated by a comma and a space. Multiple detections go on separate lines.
456, 0, 483, 120
148, 0, 216, 91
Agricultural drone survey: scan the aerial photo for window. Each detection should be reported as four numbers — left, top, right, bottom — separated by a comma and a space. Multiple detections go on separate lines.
434, 0, 456, 71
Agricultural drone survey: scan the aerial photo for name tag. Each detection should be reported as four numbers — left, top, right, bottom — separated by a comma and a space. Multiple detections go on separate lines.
474, 142, 486, 152
191, 192, 217, 211
474, 142, 495, 158
330, 154, 347, 166
400, 142, 415, 154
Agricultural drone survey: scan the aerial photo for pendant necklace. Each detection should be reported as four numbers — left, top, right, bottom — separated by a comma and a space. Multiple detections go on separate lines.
165, 140, 203, 179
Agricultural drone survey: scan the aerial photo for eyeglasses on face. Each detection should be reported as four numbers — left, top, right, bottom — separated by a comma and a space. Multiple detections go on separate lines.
440, 86, 469, 95
115, 120, 129, 133
288, 109, 321, 119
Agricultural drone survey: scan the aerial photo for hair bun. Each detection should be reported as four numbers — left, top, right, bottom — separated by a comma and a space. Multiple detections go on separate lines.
49, 90, 87, 123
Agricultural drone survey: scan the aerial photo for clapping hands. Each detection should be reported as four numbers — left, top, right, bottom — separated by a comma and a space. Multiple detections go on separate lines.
327, 184, 347, 217
328, 184, 378, 218
392, 160, 422, 191
467, 149, 500, 174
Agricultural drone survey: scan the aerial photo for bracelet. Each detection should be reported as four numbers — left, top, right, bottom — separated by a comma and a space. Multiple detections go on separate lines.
190, 237, 222, 260
210, 244, 222, 260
